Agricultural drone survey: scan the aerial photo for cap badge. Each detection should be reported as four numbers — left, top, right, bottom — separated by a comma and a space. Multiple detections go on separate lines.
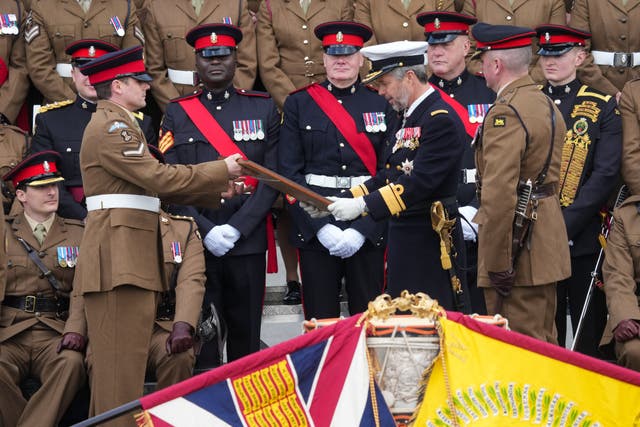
43, 161, 50, 172
88, 46, 96, 57
210, 32, 217, 44
336, 31, 344, 43
544, 32, 550, 42
434, 18, 441, 29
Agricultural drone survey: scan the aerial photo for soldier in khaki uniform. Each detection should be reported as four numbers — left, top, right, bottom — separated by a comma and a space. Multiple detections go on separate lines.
621, 80, 640, 198
76, 45, 241, 426
463, 0, 566, 81
572, 0, 640, 98
256, 0, 353, 109
0, 151, 86, 427
354, 0, 457, 46
25, 0, 145, 103
0, 124, 28, 212
471, 23, 570, 344
600, 195, 640, 372
143, 0, 257, 111
0, 0, 29, 126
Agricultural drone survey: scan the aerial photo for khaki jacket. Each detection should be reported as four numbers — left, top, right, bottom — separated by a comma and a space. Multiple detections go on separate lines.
256, 0, 353, 109
572, 0, 640, 95
157, 213, 205, 331
143, 0, 257, 111
75, 100, 229, 295
474, 75, 571, 286
25, 0, 144, 102
600, 195, 640, 346
620, 79, 640, 195
0, 214, 85, 342
0, 0, 29, 123
354, 0, 456, 46
463, 0, 566, 82
0, 125, 27, 206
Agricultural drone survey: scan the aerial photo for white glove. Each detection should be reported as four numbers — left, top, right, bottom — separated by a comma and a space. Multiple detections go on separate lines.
330, 228, 366, 258
327, 196, 367, 221
458, 205, 479, 242
316, 224, 343, 252
204, 224, 241, 257
299, 200, 331, 218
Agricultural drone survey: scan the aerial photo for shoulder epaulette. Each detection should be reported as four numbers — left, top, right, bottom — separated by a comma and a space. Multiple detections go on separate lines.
1, 124, 27, 135
170, 90, 202, 103
431, 109, 449, 116
235, 88, 270, 98
38, 99, 74, 113
132, 111, 144, 120
364, 84, 379, 92
290, 82, 317, 95
167, 213, 196, 222
576, 85, 612, 102
62, 217, 85, 227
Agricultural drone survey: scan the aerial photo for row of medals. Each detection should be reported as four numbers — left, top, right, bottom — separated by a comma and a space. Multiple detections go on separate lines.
0, 14, 19, 34
232, 120, 265, 141
57, 246, 79, 268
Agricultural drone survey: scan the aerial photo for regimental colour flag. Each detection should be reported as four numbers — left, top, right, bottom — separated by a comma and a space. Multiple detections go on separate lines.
135, 315, 395, 427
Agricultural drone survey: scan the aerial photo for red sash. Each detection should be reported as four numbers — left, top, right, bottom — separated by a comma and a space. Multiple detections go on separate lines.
306, 84, 377, 176
430, 84, 477, 138
178, 96, 277, 273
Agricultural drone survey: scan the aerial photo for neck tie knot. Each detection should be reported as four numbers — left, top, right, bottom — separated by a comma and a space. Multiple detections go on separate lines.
34, 224, 47, 245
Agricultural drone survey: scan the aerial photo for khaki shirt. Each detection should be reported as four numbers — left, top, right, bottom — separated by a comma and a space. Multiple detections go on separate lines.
0, 0, 29, 123
621, 79, 640, 195
256, 0, 353, 109
143, 0, 257, 111
474, 75, 571, 286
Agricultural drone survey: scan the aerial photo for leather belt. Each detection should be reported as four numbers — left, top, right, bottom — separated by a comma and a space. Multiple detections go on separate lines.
460, 168, 476, 184
3, 295, 60, 313
531, 183, 557, 200
86, 194, 161, 213
56, 63, 72, 78
167, 68, 197, 86
305, 173, 370, 189
592, 51, 640, 68
284, 62, 326, 77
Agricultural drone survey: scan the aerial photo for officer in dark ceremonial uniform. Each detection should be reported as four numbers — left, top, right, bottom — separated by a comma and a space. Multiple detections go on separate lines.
161, 24, 280, 364
536, 25, 622, 356
311, 40, 470, 312
278, 22, 393, 320
31, 39, 157, 221
420, 11, 496, 314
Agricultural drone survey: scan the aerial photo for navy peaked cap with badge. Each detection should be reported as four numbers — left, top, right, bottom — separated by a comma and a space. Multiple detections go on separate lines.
65, 39, 119, 66
360, 40, 428, 84
186, 23, 243, 58
535, 24, 590, 57
79, 45, 152, 85
416, 11, 477, 45
3, 150, 65, 189
471, 22, 535, 52
314, 21, 372, 56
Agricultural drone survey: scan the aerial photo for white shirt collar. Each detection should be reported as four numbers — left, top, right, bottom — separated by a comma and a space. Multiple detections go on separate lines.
404, 85, 435, 119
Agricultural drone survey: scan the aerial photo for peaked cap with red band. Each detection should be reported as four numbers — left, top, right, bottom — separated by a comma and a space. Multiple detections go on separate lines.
3, 150, 64, 188
65, 39, 119, 66
314, 21, 372, 56
535, 24, 591, 57
416, 11, 477, 45
79, 45, 152, 85
186, 23, 242, 57
471, 22, 535, 53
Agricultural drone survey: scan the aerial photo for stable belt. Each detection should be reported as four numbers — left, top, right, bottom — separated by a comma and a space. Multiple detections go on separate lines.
86, 194, 160, 213
56, 63, 72, 78
3, 295, 60, 313
168, 69, 197, 86
531, 183, 557, 200
305, 173, 370, 189
592, 51, 640, 68
460, 168, 476, 184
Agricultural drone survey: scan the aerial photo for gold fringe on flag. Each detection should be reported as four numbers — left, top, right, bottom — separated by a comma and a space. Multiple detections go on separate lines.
134, 410, 154, 427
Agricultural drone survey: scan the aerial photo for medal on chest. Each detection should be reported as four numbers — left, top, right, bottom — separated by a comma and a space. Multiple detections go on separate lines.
392, 127, 421, 153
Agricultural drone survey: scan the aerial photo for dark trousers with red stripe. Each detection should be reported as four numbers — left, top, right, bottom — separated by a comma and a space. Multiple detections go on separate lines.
299, 241, 385, 320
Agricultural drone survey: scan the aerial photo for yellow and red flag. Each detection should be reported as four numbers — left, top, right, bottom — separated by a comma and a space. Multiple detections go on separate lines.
414, 312, 640, 427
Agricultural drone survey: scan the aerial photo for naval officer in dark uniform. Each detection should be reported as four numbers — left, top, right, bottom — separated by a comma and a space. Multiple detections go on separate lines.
536, 24, 622, 356
311, 40, 470, 312
420, 11, 496, 314
278, 21, 394, 320
30, 39, 157, 221
161, 24, 280, 363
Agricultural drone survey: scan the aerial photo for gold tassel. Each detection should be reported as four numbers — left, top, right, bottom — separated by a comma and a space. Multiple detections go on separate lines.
134, 411, 154, 427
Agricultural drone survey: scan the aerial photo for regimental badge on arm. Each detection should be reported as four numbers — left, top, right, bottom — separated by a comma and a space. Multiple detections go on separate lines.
493, 116, 506, 127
